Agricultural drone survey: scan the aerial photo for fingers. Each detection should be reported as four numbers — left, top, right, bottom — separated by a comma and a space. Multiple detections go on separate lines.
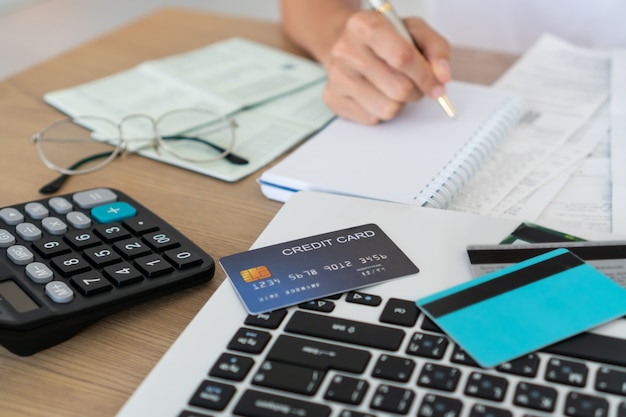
322, 10, 451, 124
406, 18, 452, 84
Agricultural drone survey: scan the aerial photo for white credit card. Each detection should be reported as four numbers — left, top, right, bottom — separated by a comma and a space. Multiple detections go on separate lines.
466, 240, 626, 288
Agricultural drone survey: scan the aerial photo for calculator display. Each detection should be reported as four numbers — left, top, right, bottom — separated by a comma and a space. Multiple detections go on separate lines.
0, 281, 39, 313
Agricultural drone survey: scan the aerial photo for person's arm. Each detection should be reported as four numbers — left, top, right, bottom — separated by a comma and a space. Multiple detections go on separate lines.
280, 0, 451, 124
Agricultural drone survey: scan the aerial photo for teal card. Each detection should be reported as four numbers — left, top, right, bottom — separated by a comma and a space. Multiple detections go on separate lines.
417, 248, 626, 368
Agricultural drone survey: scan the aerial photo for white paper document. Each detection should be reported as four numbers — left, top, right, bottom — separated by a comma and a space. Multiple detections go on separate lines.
611, 50, 626, 234
448, 34, 611, 218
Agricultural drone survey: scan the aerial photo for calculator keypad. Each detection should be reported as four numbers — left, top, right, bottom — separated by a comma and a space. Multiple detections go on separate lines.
0, 188, 215, 356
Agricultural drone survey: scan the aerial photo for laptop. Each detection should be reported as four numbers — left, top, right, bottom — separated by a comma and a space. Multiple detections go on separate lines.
116, 191, 626, 417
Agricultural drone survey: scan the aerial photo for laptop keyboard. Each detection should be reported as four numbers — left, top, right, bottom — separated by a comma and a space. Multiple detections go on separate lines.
180, 291, 626, 417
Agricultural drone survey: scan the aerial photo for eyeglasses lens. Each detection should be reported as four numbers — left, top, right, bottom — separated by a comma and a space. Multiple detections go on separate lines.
155, 109, 235, 163
37, 117, 122, 174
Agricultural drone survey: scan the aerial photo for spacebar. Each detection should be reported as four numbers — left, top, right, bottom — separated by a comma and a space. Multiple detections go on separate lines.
284, 311, 405, 350
234, 389, 331, 417
543, 332, 626, 367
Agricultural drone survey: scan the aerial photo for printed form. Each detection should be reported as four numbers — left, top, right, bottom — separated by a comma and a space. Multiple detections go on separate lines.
448, 34, 617, 234
611, 50, 626, 234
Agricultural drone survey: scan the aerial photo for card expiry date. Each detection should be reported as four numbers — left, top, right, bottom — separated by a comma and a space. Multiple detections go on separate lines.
220, 223, 419, 314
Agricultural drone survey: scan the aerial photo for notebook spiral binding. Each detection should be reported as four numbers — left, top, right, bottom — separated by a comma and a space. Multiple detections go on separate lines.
414, 96, 528, 209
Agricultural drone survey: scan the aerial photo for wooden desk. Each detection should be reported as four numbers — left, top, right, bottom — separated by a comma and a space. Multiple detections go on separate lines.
0, 8, 516, 417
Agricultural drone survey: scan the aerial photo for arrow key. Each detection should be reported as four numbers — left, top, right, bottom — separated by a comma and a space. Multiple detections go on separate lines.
299, 299, 335, 313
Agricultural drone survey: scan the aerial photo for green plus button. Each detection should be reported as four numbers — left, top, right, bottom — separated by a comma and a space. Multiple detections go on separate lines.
91, 202, 137, 223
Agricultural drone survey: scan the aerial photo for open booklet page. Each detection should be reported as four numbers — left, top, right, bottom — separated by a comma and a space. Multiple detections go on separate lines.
43, 38, 335, 182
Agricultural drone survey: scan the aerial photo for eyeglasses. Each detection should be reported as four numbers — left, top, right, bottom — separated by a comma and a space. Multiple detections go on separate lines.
31, 108, 247, 194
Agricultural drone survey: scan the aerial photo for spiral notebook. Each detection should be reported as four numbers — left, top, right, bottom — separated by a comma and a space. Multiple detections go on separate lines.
258, 81, 527, 208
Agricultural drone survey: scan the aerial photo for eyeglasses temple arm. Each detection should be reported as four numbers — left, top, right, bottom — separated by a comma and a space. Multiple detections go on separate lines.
38, 151, 118, 194
162, 135, 249, 165
39, 174, 70, 194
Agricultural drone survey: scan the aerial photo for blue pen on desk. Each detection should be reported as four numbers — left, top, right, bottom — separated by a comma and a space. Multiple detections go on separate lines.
367, 0, 456, 118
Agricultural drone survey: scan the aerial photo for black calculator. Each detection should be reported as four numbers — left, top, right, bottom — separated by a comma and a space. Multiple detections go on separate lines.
0, 188, 215, 356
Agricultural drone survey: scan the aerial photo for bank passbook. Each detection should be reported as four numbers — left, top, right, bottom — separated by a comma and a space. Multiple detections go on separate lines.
220, 224, 419, 314
416, 248, 626, 368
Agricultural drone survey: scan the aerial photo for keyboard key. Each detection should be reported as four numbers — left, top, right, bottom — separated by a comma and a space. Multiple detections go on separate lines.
178, 410, 211, 417
72, 188, 117, 209
324, 375, 369, 405
209, 353, 254, 381
338, 411, 376, 417
91, 201, 136, 223
94, 223, 131, 242
45, 281, 74, 303
134, 254, 173, 277
244, 309, 287, 329
70, 272, 112, 296
379, 298, 420, 327
370, 383, 415, 414
0, 207, 24, 225
25, 262, 54, 284
513, 381, 557, 412
285, 311, 405, 351
0, 229, 16, 247
372, 354, 415, 382
83, 245, 122, 267
595, 366, 626, 395
543, 332, 626, 367
417, 362, 461, 392
188, 380, 235, 411
41, 217, 67, 235
464, 372, 508, 402
545, 358, 588, 387
417, 393, 462, 417
48, 197, 72, 214
406, 331, 449, 359
164, 247, 203, 269
420, 315, 444, 333
469, 403, 512, 417
66, 211, 92, 229
227, 328, 271, 354
50, 254, 91, 276
24, 202, 48, 220
102, 262, 143, 286
497, 353, 540, 378
450, 345, 480, 367
7, 245, 34, 265
564, 392, 608, 417
252, 360, 324, 395
31, 237, 71, 259
143, 230, 180, 251
64, 230, 101, 250
346, 291, 381, 306
266, 335, 370, 373
299, 299, 335, 312
113, 238, 152, 259
16, 223, 42, 241
234, 389, 331, 417
122, 217, 159, 235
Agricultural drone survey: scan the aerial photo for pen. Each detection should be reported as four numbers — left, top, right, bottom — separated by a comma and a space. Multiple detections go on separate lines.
367, 0, 456, 118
